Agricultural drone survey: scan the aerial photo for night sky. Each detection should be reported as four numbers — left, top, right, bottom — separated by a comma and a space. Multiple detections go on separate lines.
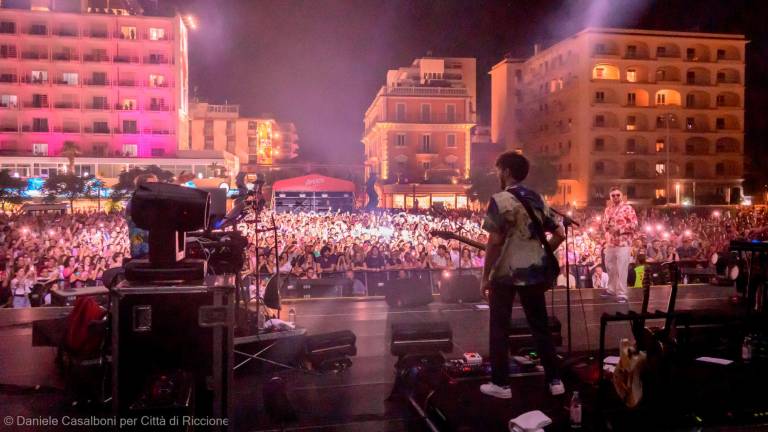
159, 0, 767, 183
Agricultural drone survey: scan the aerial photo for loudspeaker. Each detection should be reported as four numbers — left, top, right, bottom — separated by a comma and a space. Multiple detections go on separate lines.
384, 278, 433, 308
111, 283, 234, 428
391, 321, 453, 356
440, 273, 482, 303
303, 330, 357, 370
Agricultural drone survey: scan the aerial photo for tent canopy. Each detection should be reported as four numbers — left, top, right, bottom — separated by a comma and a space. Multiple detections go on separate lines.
272, 174, 356, 193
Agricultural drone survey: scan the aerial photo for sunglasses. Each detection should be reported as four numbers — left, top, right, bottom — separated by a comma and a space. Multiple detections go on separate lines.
610, 193, 621, 198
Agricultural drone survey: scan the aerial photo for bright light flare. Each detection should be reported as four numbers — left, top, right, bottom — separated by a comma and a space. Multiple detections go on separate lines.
655, 224, 662, 231
712, 210, 721, 218
684, 230, 692, 237
644, 226, 652, 233
663, 232, 670, 239
21, 227, 29, 234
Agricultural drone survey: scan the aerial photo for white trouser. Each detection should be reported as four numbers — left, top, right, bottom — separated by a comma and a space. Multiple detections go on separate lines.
604, 246, 631, 299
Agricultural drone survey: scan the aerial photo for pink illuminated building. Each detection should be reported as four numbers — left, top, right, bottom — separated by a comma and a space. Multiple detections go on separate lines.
0, 1, 238, 184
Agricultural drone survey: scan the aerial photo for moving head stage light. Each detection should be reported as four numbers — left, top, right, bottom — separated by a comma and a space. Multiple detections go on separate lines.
125, 182, 211, 282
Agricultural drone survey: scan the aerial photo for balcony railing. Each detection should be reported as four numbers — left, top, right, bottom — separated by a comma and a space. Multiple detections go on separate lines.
113, 31, 140, 40
0, 28, 16, 35
20, 52, 48, 60
0, 75, 18, 83
387, 113, 467, 124
54, 102, 79, 109
147, 105, 171, 112
55, 28, 79, 37
144, 128, 174, 135
89, 30, 109, 38
84, 103, 111, 110
20, 75, 48, 84
114, 128, 139, 135
25, 27, 48, 36
115, 103, 138, 111
83, 78, 110, 86
146, 81, 171, 88
0, 125, 18, 132
53, 126, 80, 133
144, 56, 171, 64
83, 126, 111, 134
0, 52, 18, 59
83, 54, 110, 62
118, 80, 137, 87
382, 86, 468, 97
52, 78, 77, 86
0, 102, 17, 109
143, 33, 173, 41
52, 53, 79, 61
22, 101, 49, 108
21, 125, 49, 133
113, 55, 140, 63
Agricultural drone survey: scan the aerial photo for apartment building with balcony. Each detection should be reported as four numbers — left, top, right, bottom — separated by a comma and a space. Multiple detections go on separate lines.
189, 102, 299, 169
490, 28, 746, 207
0, 1, 238, 187
362, 57, 477, 209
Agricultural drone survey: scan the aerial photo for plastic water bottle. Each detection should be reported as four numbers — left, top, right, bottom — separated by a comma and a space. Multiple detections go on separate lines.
570, 391, 582, 429
287, 308, 296, 325
742, 335, 752, 362
683, 274, 689, 285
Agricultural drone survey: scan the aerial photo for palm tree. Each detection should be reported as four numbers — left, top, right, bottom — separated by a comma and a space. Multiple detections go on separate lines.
60, 141, 81, 175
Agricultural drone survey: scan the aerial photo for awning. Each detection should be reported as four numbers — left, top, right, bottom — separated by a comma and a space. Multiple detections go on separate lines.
272, 174, 356, 193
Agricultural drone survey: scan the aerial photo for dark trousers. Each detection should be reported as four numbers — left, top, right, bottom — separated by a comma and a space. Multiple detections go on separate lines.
489, 283, 559, 386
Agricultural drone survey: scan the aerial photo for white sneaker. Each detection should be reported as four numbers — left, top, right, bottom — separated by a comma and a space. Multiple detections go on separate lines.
480, 382, 512, 399
549, 379, 565, 396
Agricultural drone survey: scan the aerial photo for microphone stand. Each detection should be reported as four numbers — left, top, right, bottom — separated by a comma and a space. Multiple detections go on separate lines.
551, 207, 580, 354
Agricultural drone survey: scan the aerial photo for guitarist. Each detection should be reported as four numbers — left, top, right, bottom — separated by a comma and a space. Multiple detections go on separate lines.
480, 151, 567, 399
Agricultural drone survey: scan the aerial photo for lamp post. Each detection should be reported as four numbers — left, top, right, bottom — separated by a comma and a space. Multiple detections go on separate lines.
665, 112, 671, 206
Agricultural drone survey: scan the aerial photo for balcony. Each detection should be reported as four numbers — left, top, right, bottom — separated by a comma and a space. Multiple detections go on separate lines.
22, 101, 49, 108
113, 31, 140, 41
143, 33, 172, 41
0, 102, 17, 109
113, 55, 140, 64
147, 104, 171, 112
0, 27, 16, 35
82, 78, 110, 86
52, 53, 79, 62
83, 126, 110, 134
88, 30, 109, 39
52, 78, 77, 86
115, 103, 138, 111
382, 86, 468, 97
25, 26, 48, 36
146, 81, 171, 88
144, 55, 171, 65
144, 128, 173, 135
387, 113, 468, 124
1, 52, 18, 59
20, 52, 48, 60
0, 124, 18, 132
114, 128, 139, 135
55, 28, 79, 37
54, 102, 79, 109
83, 54, 110, 62
118, 80, 137, 87
0, 74, 18, 83
21, 125, 49, 133
53, 125, 80, 133
20, 75, 48, 85
84, 103, 111, 111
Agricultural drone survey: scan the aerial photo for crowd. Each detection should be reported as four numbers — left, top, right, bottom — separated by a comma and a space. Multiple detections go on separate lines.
2, 203, 767, 308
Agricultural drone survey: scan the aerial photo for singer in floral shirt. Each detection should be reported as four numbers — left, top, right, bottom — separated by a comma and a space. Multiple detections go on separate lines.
601, 186, 638, 303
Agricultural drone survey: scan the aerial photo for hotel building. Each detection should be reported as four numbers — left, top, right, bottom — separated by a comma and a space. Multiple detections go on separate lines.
188, 102, 299, 170
0, 0, 238, 186
362, 57, 476, 209
490, 28, 745, 206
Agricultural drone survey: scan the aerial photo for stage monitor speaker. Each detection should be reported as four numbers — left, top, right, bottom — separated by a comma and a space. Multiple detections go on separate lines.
111, 282, 234, 429
391, 321, 452, 356
303, 330, 357, 370
440, 273, 482, 303
384, 278, 433, 308
508, 316, 563, 354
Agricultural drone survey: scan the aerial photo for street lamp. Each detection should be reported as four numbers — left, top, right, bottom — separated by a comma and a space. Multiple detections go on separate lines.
665, 112, 672, 206
675, 182, 681, 204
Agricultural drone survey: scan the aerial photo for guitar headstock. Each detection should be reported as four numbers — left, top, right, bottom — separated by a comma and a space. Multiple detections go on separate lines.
430, 230, 454, 241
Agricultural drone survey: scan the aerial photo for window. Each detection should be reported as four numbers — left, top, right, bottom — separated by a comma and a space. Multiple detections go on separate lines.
626, 68, 637, 82
656, 140, 665, 152
626, 45, 637, 58
121, 98, 136, 110
446, 104, 456, 122
656, 69, 667, 81
0, 44, 16, 58
715, 163, 725, 175
396, 133, 406, 147
655, 188, 666, 199
31, 70, 47, 83
686, 71, 695, 84
396, 103, 406, 121
420, 104, 431, 122
626, 116, 636, 131
627, 92, 636, 105
595, 91, 605, 102
595, 43, 605, 54
397, 161, 406, 171
120, 26, 137, 40
92, 72, 107, 85
595, 161, 605, 174
32, 143, 47, 156
716, 117, 725, 129
92, 96, 108, 109
0, 94, 17, 108
123, 144, 138, 157
656, 46, 666, 57
717, 49, 725, 60
446, 134, 456, 148
62, 72, 78, 85
92, 143, 106, 157
686, 117, 695, 130
421, 134, 431, 152
594, 67, 605, 78
32, 117, 48, 132
0, 22, 15, 34
656, 93, 666, 105
93, 121, 109, 133
204, 137, 214, 150
151, 148, 165, 157
148, 28, 166, 41
204, 120, 213, 135
716, 72, 726, 83
594, 115, 605, 127
567, 163, 572, 172
626, 138, 637, 153
626, 186, 636, 198
686, 94, 695, 107
716, 95, 726, 106
422, 161, 431, 170
122, 120, 137, 133
30, 24, 47, 35
656, 162, 665, 175
148, 74, 165, 87
594, 138, 605, 151
226, 120, 235, 135
686, 48, 696, 60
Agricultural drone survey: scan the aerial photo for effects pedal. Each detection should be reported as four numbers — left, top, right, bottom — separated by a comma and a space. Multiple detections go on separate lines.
463, 352, 482, 366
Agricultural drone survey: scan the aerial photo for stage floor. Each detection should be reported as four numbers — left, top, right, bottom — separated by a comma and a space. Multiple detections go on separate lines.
0, 284, 758, 431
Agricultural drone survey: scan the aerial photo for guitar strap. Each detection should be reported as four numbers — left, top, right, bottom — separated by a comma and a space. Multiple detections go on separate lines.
506, 187, 557, 267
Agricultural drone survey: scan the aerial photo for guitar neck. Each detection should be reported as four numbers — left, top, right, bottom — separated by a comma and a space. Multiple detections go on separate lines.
432, 231, 486, 251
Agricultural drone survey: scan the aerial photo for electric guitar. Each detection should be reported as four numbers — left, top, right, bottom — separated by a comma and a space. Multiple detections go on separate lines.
430, 230, 486, 251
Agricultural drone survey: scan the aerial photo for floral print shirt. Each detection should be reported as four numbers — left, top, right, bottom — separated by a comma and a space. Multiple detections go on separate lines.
602, 202, 638, 247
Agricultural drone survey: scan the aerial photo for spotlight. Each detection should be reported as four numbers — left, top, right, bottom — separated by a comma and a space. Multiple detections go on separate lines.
21, 227, 29, 234
712, 210, 721, 218
48, 229, 54, 235
655, 224, 662, 231
644, 226, 652, 233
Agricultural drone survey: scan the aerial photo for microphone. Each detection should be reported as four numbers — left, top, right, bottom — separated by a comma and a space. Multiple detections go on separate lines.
550, 207, 581, 227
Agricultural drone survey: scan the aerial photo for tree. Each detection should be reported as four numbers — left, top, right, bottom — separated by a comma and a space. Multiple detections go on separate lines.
112, 165, 174, 195
84, 176, 106, 210
42, 172, 86, 210
526, 156, 559, 198
0, 169, 25, 211
60, 141, 81, 174
468, 169, 499, 204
